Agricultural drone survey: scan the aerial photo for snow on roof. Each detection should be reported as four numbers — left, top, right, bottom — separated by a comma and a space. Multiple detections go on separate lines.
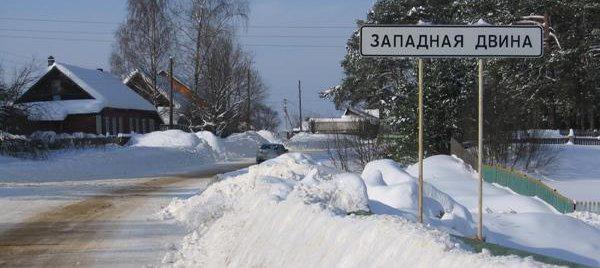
343, 107, 380, 120
124, 69, 199, 109
26, 100, 103, 121
52, 63, 156, 112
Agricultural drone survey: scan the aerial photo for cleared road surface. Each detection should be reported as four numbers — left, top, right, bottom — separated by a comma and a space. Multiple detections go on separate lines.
0, 161, 253, 267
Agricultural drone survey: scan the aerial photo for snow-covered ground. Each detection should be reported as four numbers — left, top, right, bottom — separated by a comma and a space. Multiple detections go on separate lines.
531, 145, 600, 201
2, 131, 599, 266
160, 149, 600, 266
0, 130, 273, 266
285, 132, 346, 150
405, 155, 600, 266
161, 153, 553, 267
0, 130, 272, 182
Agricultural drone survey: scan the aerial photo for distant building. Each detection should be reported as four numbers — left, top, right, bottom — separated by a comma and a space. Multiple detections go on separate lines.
16, 56, 160, 135
124, 70, 206, 128
308, 107, 380, 137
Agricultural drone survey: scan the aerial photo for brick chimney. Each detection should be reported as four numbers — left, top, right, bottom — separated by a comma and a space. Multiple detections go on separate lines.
47, 56, 55, 66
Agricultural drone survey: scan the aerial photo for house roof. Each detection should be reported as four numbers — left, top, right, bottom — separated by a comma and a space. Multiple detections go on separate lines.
54, 63, 156, 111
124, 70, 204, 109
309, 107, 379, 124
343, 107, 380, 120
25, 62, 156, 121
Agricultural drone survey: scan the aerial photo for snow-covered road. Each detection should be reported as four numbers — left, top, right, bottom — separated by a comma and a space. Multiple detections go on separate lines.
0, 161, 253, 267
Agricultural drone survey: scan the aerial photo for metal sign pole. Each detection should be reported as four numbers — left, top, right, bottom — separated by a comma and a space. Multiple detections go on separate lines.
418, 58, 424, 224
477, 58, 484, 241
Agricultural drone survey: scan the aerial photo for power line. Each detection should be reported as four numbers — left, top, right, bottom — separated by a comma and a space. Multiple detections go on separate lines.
248, 25, 355, 29
0, 17, 118, 25
244, 44, 342, 48
0, 28, 114, 35
0, 17, 357, 29
0, 28, 349, 38
0, 49, 33, 60
0, 34, 113, 43
0, 34, 344, 48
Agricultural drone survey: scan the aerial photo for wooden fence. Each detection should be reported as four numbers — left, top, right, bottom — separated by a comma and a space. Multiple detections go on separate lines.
449, 138, 600, 213
517, 137, 600, 146
0, 136, 131, 159
575, 201, 600, 213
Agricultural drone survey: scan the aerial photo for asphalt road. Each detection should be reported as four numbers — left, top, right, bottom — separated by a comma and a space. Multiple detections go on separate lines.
0, 161, 253, 267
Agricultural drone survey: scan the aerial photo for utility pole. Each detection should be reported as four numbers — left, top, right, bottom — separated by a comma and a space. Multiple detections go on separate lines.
247, 69, 252, 129
283, 98, 293, 133
169, 57, 174, 129
298, 80, 303, 132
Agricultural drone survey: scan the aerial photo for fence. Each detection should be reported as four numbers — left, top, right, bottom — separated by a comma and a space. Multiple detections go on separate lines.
516, 137, 600, 146
558, 129, 600, 137
482, 165, 575, 213
0, 136, 131, 159
575, 201, 600, 213
450, 138, 576, 214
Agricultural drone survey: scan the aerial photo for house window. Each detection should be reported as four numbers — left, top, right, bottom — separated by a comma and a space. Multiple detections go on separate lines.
95, 115, 102, 134
118, 117, 123, 134
51, 79, 62, 101
141, 118, 147, 134
105, 117, 110, 136
149, 119, 155, 132
111, 117, 117, 136
128, 117, 134, 133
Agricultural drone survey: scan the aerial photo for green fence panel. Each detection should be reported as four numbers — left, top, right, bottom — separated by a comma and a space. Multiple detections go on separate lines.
482, 165, 575, 213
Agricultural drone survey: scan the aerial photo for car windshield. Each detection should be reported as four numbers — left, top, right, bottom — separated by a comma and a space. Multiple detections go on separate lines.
260, 144, 274, 150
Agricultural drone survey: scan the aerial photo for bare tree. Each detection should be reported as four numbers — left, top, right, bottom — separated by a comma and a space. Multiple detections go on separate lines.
110, 0, 174, 107
0, 61, 38, 133
252, 104, 281, 131
170, 0, 248, 95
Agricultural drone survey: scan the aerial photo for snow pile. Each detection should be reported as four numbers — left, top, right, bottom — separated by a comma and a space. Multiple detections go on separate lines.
0, 130, 219, 182
569, 211, 600, 229
362, 159, 475, 235
286, 132, 356, 150
405, 155, 600, 266
161, 154, 548, 267
129, 130, 205, 148
532, 145, 600, 201
256, 130, 284, 144
221, 131, 269, 158
195, 131, 224, 155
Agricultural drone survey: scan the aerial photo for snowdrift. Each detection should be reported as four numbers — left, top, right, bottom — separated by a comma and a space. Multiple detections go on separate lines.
362, 159, 475, 235
129, 130, 205, 148
161, 153, 548, 267
256, 130, 284, 144
221, 131, 269, 158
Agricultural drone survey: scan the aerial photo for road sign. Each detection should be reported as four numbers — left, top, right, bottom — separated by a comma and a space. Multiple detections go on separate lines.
360, 25, 543, 58
361, 23, 545, 241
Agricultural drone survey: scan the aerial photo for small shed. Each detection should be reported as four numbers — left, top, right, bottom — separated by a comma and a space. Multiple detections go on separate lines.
308, 107, 380, 137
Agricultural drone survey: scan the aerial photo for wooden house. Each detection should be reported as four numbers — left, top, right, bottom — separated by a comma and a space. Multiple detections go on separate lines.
16, 56, 160, 135
308, 107, 380, 138
124, 70, 206, 127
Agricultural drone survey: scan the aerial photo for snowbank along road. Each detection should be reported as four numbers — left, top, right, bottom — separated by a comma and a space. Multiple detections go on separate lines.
0, 161, 253, 267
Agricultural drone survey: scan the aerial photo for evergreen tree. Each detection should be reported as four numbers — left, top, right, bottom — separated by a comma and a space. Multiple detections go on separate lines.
333, 0, 600, 164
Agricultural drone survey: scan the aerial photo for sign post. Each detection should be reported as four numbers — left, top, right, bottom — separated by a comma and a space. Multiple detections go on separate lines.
417, 58, 424, 224
360, 24, 543, 239
477, 59, 484, 240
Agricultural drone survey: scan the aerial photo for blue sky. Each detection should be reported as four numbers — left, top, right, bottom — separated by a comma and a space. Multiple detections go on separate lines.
0, 0, 373, 121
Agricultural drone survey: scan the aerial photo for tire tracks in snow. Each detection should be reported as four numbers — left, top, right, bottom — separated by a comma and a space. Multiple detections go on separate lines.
0, 162, 252, 267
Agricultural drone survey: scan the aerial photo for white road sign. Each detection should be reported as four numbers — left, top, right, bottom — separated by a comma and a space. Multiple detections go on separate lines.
360, 25, 543, 58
